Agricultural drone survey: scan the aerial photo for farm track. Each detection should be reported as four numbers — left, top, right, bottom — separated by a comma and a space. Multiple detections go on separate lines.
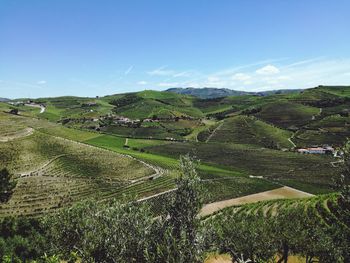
205, 122, 224, 143
199, 186, 313, 217
14, 154, 67, 178
24, 103, 46, 113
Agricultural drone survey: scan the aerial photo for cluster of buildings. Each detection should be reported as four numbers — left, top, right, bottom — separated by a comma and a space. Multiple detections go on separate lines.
297, 146, 335, 155
113, 116, 141, 125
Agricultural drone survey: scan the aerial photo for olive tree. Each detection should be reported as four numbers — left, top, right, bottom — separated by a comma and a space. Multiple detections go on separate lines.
145, 155, 204, 263
45, 199, 153, 263
0, 168, 16, 203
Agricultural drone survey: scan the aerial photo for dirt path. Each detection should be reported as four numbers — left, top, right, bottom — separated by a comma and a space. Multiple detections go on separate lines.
206, 122, 223, 143
204, 254, 232, 263
331, 159, 343, 167
288, 136, 296, 148
137, 188, 177, 202
25, 103, 46, 113
15, 154, 67, 178
200, 186, 313, 217
0, 127, 34, 142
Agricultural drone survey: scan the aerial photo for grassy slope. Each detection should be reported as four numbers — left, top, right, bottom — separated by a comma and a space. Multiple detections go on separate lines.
294, 114, 350, 147
110, 90, 204, 119
0, 112, 182, 217
208, 115, 293, 149
85, 134, 278, 202
146, 141, 340, 194
255, 101, 319, 129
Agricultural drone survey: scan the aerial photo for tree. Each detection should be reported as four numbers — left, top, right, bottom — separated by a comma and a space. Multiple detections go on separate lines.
203, 210, 275, 263
168, 155, 204, 262
338, 149, 350, 208
0, 169, 16, 203
146, 155, 204, 263
45, 199, 153, 262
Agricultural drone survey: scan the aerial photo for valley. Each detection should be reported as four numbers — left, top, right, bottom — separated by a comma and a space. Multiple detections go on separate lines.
1, 86, 348, 217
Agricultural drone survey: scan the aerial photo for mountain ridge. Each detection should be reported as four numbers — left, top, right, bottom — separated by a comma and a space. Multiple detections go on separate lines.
166, 87, 303, 99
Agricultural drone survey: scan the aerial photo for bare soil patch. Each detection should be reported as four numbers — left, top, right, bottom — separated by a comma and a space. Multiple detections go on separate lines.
200, 186, 313, 217
204, 254, 232, 263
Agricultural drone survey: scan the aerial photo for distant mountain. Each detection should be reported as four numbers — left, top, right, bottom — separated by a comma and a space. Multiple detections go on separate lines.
256, 89, 304, 96
0, 98, 10, 102
166, 87, 250, 99
166, 87, 303, 99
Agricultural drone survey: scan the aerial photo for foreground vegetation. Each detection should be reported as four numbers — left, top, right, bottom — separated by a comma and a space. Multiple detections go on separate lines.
0, 154, 349, 262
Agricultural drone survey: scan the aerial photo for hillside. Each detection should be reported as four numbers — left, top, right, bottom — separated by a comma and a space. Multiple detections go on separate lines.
1, 85, 349, 217
203, 115, 293, 149
166, 87, 303, 99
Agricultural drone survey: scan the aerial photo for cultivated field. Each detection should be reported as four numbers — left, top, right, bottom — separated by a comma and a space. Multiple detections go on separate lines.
200, 186, 313, 217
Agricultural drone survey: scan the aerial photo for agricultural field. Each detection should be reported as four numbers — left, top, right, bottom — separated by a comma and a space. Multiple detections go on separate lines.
1, 85, 349, 219
254, 101, 320, 129
146, 141, 341, 194
200, 186, 313, 217
207, 115, 293, 149
0, 129, 160, 217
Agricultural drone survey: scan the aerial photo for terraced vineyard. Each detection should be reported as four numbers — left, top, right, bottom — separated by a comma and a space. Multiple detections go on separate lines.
207, 115, 293, 149
203, 193, 350, 261
146, 141, 341, 193
209, 193, 349, 234
0, 125, 186, 217
254, 101, 320, 129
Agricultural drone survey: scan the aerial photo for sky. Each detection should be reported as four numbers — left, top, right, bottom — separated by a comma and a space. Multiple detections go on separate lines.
0, 0, 350, 98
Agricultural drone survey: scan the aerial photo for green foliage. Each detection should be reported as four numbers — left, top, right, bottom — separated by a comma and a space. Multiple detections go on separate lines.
337, 148, 350, 207
0, 217, 46, 262
42, 156, 204, 263
0, 169, 16, 203
147, 141, 340, 194
44, 199, 153, 262
168, 155, 203, 262
208, 115, 293, 149
204, 194, 350, 262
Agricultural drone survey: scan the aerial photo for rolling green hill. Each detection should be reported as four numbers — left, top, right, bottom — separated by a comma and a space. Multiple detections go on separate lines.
254, 101, 320, 129
146, 141, 340, 194
206, 115, 293, 149
1, 86, 349, 219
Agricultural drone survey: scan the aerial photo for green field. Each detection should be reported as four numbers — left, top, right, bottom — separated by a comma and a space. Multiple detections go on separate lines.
146, 141, 340, 194
1, 86, 349, 218
208, 115, 293, 149
255, 101, 319, 129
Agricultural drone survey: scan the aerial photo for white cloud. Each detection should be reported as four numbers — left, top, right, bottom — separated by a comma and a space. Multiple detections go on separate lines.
37, 80, 47, 85
256, 65, 280, 75
125, 66, 133, 75
148, 66, 175, 76
232, 73, 251, 81
158, 82, 179, 87
137, 81, 148, 85
207, 76, 220, 82
243, 80, 253, 85
149, 58, 350, 92
173, 71, 193, 78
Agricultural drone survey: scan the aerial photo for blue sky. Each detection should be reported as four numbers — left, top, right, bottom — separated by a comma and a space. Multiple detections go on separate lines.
0, 0, 350, 98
